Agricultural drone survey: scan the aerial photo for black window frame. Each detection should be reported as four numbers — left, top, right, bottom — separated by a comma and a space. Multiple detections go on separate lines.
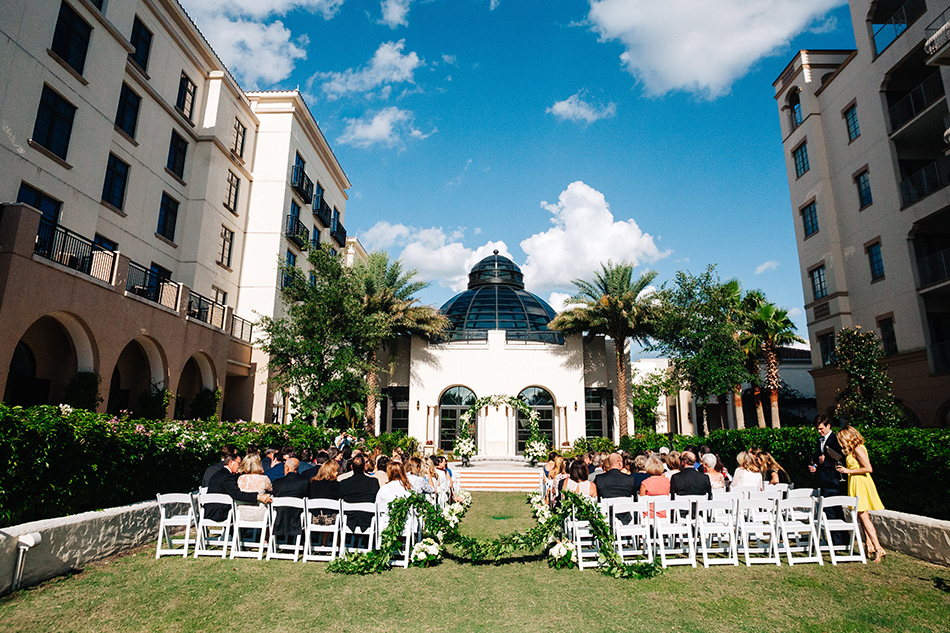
17, 182, 62, 224
231, 118, 246, 157
218, 225, 234, 268
856, 171, 873, 209
801, 201, 818, 237
176, 71, 196, 120
810, 265, 827, 300
101, 153, 130, 210
156, 192, 178, 242
224, 170, 240, 211
879, 318, 898, 356
51, 1, 92, 76
793, 142, 810, 178
844, 105, 860, 141
128, 16, 152, 72
166, 130, 187, 179
867, 242, 885, 281
818, 332, 836, 367
93, 233, 117, 251
32, 84, 77, 160
115, 82, 141, 138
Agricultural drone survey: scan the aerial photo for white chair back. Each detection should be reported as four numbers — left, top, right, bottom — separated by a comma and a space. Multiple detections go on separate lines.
652, 499, 696, 568
339, 501, 378, 556
303, 498, 341, 562
816, 495, 867, 565
695, 498, 739, 567
736, 497, 781, 566
267, 497, 306, 562
777, 497, 823, 566
155, 493, 196, 558
194, 492, 234, 558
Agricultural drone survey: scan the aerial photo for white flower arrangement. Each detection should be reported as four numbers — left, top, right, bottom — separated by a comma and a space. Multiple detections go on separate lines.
548, 539, 578, 569
524, 439, 548, 463
441, 502, 466, 527
58, 404, 73, 416
410, 537, 441, 567
454, 436, 476, 458
456, 489, 473, 507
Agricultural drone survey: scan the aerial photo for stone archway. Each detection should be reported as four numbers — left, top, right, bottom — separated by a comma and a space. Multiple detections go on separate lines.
438, 386, 477, 452
108, 337, 166, 416
175, 352, 217, 419
515, 386, 555, 454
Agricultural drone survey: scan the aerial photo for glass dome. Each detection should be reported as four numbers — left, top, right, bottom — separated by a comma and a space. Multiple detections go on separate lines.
439, 251, 563, 344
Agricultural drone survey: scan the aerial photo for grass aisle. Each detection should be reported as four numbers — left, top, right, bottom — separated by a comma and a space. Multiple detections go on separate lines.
1, 492, 949, 632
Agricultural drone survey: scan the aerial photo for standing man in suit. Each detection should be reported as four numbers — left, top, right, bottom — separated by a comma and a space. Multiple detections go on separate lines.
808, 413, 845, 544
205, 452, 272, 522
338, 454, 380, 531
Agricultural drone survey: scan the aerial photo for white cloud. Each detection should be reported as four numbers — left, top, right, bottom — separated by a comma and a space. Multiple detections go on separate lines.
338, 107, 428, 148
317, 40, 422, 100
547, 292, 572, 312
380, 0, 411, 27
360, 221, 412, 250
179, 0, 343, 88
547, 92, 616, 124
787, 307, 802, 318
587, 0, 845, 98
755, 260, 780, 274
520, 181, 669, 294
490, 0, 500, 9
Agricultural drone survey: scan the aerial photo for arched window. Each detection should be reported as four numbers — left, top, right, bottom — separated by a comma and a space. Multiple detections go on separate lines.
788, 89, 803, 130
516, 386, 554, 454
439, 386, 477, 451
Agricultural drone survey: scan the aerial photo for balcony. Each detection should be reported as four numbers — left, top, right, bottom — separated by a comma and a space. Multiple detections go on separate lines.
925, 7, 950, 64
314, 198, 332, 227
899, 155, 950, 207
34, 220, 116, 284
290, 165, 314, 204
187, 291, 226, 329
873, 0, 926, 56
285, 215, 309, 248
230, 313, 254, 342
310, 231, 321, 250
126, 262, 180, 310
330, 218, 347, 247
888, 71, 945, 132
918, 247, 950, 287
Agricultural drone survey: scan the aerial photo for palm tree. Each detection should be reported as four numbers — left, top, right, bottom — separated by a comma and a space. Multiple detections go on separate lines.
353, 251, 448, 434
744, 301, 805, 429
548, 262, 658, 438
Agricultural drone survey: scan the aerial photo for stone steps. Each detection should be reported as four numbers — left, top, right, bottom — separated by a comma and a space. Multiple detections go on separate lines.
455, 469, 543, 492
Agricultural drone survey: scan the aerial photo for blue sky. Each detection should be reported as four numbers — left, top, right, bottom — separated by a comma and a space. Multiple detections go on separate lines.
182, 0, 856, 346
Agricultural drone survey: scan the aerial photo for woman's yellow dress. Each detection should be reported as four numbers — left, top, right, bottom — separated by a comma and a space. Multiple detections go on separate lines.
846, 454, 884, 512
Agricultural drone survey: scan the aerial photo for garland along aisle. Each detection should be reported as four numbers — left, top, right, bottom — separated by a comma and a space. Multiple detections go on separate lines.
326, 491, 660, 579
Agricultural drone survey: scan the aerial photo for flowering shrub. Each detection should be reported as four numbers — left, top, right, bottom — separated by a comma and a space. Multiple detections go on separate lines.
524, 439, 548, 464
547, 539, 577, 569
410, 538, 441, 567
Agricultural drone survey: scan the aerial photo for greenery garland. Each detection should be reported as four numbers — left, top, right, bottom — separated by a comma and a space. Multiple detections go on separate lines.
459, 394, 549, 463
326, 490, 660, 580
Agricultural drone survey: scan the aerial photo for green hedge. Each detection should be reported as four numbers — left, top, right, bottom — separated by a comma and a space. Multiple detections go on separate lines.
0, 405, 400, 527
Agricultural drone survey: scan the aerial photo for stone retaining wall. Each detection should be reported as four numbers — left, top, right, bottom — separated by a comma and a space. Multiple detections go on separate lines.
871, 510, 950, 566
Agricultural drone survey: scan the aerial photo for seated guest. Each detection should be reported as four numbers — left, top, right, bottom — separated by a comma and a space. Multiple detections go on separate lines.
373, 456, 391, 487
236, 453, 272, 521
702, 453, 727, 490
663, 451, 682, 480
338, 454, 380, 530
202, 444, 237, 488
264, 447, 289, 482
406, 456, 436, 495
632, 454, 650, 491
762, 452, 791, 485
206, 452, 272, 522
587, 452, 604, 481
431, 455, 460, 502
308, 460, 341, 526
261, 447, 278, 472
639, 456, 671, 518
272, 458, 309, 498
596, 453, 637, 499
376, 462, 413, 533
297, 448, 316, 475
731, 451, 763, 491
670, 451, 712, 497
563, 460, 597, 499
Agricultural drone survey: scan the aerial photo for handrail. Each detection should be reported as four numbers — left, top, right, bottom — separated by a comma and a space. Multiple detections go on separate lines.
34, 220, 116, 284
290, 165, 314, 204
315, 198, 332, 227
286, 214, 310, 247
888, 71, 944, 132
187, 290, 226, 329
331, 218, 347, 246
873, 0, 926, 55
899, 155, 950, 207
230, 314, 254, 342
126, 261, 180, 310
925, 7, 950, 53
917, 247, 950, 287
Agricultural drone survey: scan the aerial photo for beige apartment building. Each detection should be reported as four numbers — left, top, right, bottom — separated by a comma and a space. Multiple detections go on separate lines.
774, 0, 950, 426
0, 0, 351, 422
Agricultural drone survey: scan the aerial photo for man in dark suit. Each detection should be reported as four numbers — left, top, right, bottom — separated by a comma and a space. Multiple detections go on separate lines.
201, 444, 236, 488
670, 451, 711, 497
338, 454, 380, 530
808, 414, 846, 544
205, 452, 272, 522
271, 458, 309, 541
596, 453, 638, 524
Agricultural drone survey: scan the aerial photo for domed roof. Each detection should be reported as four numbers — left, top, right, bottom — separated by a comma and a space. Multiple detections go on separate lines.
439, 251, 562, 344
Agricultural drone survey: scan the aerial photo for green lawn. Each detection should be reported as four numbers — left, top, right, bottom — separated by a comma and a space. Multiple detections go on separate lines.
2, 492, 949, 633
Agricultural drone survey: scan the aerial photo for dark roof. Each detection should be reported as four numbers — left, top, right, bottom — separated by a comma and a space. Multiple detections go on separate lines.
779, 346, 812, 361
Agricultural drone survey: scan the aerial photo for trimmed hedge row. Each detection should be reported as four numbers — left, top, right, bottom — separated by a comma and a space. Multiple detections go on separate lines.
0, 405, 413, 527
619, 427, 950, 520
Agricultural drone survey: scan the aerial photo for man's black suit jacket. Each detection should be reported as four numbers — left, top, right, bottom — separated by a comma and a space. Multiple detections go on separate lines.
205, 468, 258, 522
595, 469, 638, 499
670, 467, 712, 497
815, 432, 844, 495
338, 471, 380, 530
201, 461, 225, 488
271, 472, 309, 537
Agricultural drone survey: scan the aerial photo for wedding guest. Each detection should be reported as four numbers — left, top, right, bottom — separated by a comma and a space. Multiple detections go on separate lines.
639, 456, 670, 518
406, 456, 436, 495
236, 453, 272, 521
206, 452, 271, 522
202, 444, 237, 488
373, 456, 391, 486
338, 454, 380, 530
730, 451, 763, 491
632, 454, 650, 490
376, 462, 413, 533
762, 452, 791, 485
308, 460, 341, 526
563, 460, 597, 499
702, 453, 727, 490
670, 451, 711, 497
836, 426, 886, 562
663, 451, 682, 480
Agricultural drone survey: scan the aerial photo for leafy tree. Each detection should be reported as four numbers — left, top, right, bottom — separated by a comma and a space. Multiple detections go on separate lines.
743, 300, 804, 428
548, 263, 658, 438
352, 251, 448, 434
651, 266, 752, 435
258, 245, 370, 421
629, 368, 678, 432
61, 371, 103, 411
834, 326, 907, 427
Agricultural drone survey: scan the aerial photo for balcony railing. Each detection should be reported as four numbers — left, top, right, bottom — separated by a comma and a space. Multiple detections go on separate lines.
230, 314, 254, 342
290, 165, 314, 204
873, 0, 926, 55
314, 198, 332, 227
286, 215, 309, 248
187, 291, 226, 329
917, 247, 950, 287
899, 155, 950, 207
505, 330, 565, 345
126, 262, 180, 310
888, 71, 945, 132
34, 220, 116, 284
331, 218, 346, 246
932, 341, 950, 374
310, 233, 321, 250
925, 7, 950, 54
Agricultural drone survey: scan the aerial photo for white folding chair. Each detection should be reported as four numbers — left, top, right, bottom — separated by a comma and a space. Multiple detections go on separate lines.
155, 493, 196, 558
568, 507, 601, 570
653, 499, 696, 568
786, 487, 817, 499
695, 498, 739, 567
377, 504, 417, 568
749, 488, 783, 502
608, 499, 653, 564
730, 486, 759, 499
194, 492, 234, 558
303, 498, 341, 562
267, 497, 306, 562
737, 498, 781, 566
770, 483, 790, 493
777, 497, 823, 566
816, 496, 867, 565
230, 499, 269, 560
339, 501, 378, 556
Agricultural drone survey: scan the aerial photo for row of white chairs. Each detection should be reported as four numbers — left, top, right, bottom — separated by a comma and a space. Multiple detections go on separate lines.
564, 493, 867, 569
156, 493, 424, 565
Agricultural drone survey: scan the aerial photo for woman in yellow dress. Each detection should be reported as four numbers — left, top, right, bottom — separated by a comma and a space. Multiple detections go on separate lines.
835, 426, 885, 562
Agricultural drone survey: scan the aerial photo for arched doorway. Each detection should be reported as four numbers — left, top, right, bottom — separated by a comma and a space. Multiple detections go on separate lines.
5, 315, 86, 406
109, 340, 154, 415
439, 386, 477, 451
516, 386, 554, 454
176, 353, 216, 419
